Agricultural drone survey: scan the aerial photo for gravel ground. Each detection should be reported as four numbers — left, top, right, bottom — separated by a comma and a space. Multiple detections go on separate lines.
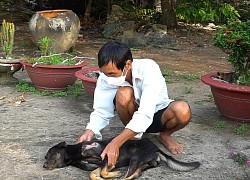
0, 70, 249, 180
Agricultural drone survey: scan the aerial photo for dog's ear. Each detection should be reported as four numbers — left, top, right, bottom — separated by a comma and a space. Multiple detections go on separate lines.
55, 141, 67, 148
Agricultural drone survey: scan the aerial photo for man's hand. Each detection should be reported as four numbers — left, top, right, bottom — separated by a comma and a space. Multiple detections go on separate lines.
100, 140, 120, 167
77, 129, 94, 143
100, 128, 137, 166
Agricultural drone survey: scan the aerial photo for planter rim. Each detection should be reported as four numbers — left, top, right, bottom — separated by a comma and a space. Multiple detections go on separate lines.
75, 66, 99, 83
20, 61, 88, 69
0, 58, 21, 63
36, 9, 73, 14
201, 72, 250, 93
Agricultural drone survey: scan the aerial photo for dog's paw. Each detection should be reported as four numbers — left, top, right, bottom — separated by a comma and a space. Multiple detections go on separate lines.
101, 170, 121, 178
90, 168, 105, 180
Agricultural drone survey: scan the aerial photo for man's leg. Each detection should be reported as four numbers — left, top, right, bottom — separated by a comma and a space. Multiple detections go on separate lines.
114, 86, 138, 126
159, 100, 191, 155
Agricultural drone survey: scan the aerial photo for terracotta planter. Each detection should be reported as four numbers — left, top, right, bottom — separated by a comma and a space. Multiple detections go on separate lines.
201, 72, 250, 122
21, 61, 88, 91
29, 9, 80, 53
0, 58, 22, 84
75, 66, 99, 97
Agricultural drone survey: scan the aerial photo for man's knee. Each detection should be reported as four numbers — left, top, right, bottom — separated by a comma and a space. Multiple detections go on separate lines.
115, 87, 134, 107
171, 101, 191, 124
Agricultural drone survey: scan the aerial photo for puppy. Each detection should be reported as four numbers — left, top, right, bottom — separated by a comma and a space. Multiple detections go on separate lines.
43, 141, 101, 171
82, 138, 200, 180
44, 138, 200, 180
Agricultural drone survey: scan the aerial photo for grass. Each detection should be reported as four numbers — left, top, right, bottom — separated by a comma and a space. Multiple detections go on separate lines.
162, 70, 174, 83
162, 70, 200, 83
228, 151, 249, 166
177, 73, 200, 81
234, 124, 249, 135
16, 80, 82, 99
212, 120, 249, 136
183, 86, 194, 94
213, 121, 227, 130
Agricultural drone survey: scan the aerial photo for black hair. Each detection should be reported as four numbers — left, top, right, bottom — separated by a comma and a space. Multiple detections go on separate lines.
97, 41, 133, 70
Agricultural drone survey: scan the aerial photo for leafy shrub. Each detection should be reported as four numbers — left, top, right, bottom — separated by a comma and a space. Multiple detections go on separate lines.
175, 0, 240, 23
213, 20, 250, 85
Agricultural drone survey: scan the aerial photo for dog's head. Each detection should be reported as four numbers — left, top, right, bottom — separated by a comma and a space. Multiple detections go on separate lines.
81, 141, 104, 158
43, 141, 70, 170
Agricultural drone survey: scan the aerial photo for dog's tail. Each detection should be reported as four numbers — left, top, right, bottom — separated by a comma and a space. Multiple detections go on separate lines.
159, 151, 200, 172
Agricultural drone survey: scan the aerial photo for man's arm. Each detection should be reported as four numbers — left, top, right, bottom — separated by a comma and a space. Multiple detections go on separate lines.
100, 128, 137, 166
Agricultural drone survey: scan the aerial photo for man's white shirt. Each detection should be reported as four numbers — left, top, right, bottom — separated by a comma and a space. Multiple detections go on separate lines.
85, 59, 173, 139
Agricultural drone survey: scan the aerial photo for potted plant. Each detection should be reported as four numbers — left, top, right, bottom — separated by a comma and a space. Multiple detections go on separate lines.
75, 66, 100, 97
0, 20, 22, 84
201, 20, 250, 122
20, 37, 88, 91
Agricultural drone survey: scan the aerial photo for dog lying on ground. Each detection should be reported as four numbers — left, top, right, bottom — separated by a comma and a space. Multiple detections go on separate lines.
44, 138, 200, 179
43, 141, 101, 171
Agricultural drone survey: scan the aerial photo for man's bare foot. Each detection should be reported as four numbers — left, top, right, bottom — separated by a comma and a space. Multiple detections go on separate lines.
158, 133, 183, 155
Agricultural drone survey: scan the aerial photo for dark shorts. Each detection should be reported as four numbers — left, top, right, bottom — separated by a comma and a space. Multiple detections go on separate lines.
145, 107, 167, 133
113, 96, 170, 133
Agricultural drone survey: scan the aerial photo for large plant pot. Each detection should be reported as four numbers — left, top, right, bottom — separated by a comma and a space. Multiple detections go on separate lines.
21, 61, 88, 91
75, 66, 99, 97
0, 58, 22, 85
29, 9, 80, 53
201, 72, 250, 122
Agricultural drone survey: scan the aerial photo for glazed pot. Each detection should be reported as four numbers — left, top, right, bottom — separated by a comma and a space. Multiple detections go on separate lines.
201, 72, 250, 122
29, 9, 80, 53
75, 66, 99, 97
21, 61, 88, 91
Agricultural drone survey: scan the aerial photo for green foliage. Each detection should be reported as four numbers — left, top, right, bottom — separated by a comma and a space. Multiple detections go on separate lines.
228, 151, 248, 166
0, 20, 15, 58
115, 1, 160, 23
16, 80, 82, 99
183, 86, 193, 94
178, 73, 199, 81
175, 0, 240, 23
135, 8, 161, 23
234, 124, 249, 135
38, 36, 53, 56
213, 20, 250, 85
213, 121, 227, 130
162, 70, 174, 83
24, 36, 85, 66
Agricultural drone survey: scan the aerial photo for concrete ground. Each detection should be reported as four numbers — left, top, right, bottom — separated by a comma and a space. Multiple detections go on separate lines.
0, 69, 249, 180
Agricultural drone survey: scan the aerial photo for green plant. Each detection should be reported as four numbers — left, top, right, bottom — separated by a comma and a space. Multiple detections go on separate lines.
178, 73, 199, 81
0, 20, 15, 58
16, 80, 82, 99
184, 86, 193, 94
228, 151, 249, 166
38, 36, 53, 56
24, 36, 86, 66
176, 0, 240, 23
213, 20, 250, 86
234, 124, 249, 135
213, 121, 227, 130
162, 70, 174, 83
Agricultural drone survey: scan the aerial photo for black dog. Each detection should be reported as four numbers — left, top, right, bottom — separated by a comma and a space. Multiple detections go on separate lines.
44, 138, 200, 179
43, 141, 101, 171
81, 138, 200, 179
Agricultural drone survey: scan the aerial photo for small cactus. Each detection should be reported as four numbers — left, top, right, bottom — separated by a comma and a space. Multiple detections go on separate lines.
0, 20, 15, 58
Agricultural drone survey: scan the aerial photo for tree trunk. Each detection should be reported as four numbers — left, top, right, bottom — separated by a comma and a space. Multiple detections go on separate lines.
161, 0, 177, 27
83, 0, 92, 22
